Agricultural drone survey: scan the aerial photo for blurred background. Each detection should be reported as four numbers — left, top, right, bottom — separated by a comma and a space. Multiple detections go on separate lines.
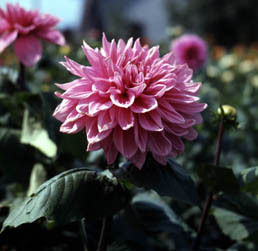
1, 0, 258, 46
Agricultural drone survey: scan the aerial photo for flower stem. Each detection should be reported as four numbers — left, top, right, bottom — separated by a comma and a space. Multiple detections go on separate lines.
79, 218, 88, 251
192, 121, 224, 251
97, 217, 111, 251
17, 63, 28, 91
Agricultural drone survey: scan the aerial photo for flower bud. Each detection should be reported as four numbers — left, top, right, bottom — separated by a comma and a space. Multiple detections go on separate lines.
217, 105, 237, 122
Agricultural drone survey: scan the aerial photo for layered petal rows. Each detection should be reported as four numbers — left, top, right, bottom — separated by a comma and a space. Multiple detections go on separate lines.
54, 34, 207, 169
0, 3, 65, 66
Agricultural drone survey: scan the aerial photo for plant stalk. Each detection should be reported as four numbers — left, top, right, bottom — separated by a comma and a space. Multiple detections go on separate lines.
192, 121, 224, 250
97, 217, 111, 251
79, 218, 89, 251
17, 62, 28, 91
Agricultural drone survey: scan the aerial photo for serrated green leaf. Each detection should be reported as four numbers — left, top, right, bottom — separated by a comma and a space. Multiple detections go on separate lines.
113, 157, 199, 205
197, 165, 239, 193
2, 168, 128, 232
20, 109, 57, 158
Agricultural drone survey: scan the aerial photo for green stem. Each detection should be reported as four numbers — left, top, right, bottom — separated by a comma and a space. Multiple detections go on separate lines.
192, 121, 225, 250
79, 218, 88, 251
97, 217, 112, 251
17, 63, 29, 91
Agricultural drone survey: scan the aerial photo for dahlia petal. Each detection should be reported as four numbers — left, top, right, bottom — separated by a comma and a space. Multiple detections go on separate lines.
14, 35, 42, 67
134, 119, 148, 152
131, 94, 158, 113
37, 29, 65, 45
165, 133, 185, 153
109, 39, 118, 63
152, 154, 168, 166
113, 127, 138, 158
148, 132, 172, 156
118, 108, 134, 130
101, 32, 111, 57
98, 110, 117, 132
6, 3, 17, 23
55, 78, 90, 91
145, 46, 160, 65
127, 83, 146, 97
102, 136, 118, 165
82, 40, 103, 67
88, 98, 113, 115
53, 99, 76, 122
0, 30, 18, 53
163, 121, 189, 136
60, 56, 88, 77
161, 52, 177, 65
60, 117, 85, 134
158, 100, 185, 124
173, 102, 207, 114
129, 150, 147, 169
110, 90, 135, 108
166, 92, 200, 104
145, 84, 166, 98
183, 127, 198, 140
85, 117, 112, 144
182, 82, 202, 94
87, 142, 101, 151
117, 38, 126, 53
138, 110, 163, 131
174, 64, 193, 83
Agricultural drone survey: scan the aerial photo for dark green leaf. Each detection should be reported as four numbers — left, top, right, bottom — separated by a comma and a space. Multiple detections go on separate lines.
2, 168, 128, 232
239, 166, 258, 194
128, 191, 191, 249
113, 157, 199, 205
197, 165, 239, 193
213, 207, 258, 241
214, 193, 258, 241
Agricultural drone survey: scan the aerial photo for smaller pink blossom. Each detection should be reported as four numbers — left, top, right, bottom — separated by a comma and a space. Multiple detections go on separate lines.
0, 3, 65, 67
171, 34, 207, 72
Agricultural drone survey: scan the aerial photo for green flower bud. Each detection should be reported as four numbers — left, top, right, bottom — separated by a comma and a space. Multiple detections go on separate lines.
217, 105, 237, 122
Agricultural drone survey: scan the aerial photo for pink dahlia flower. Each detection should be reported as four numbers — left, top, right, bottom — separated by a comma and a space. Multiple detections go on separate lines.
171, 34, 207, 72
0, 3, 65, 67
53, 34, 207, 169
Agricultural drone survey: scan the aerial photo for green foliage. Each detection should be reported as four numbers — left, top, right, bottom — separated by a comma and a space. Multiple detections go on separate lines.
2, 168, 128, 232
113, 157, 200, 205
197, 165, 239, 193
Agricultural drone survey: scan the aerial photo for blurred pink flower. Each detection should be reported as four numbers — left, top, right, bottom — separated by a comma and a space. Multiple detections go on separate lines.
171, 34, 207, 72
53, 34, 207, 169
0, 3, 65, 67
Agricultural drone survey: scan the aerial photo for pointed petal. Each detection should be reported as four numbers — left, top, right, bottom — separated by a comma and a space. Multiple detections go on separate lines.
138, 110, 163, 131
97, 110, 117, 132
129, 150, 147, 169
0, 30, 18, 53
113, 127, 138, 159
134, 119, 148, 152
118, 108, 134, 130
131, 94, 157, 113
60, 56, 88, 77
148, 132, 172, 156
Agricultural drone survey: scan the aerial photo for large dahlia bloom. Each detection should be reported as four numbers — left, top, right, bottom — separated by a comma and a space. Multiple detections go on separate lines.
171, 34, 207, 72
0, 3, 65, 67
53, 34, 207, 169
